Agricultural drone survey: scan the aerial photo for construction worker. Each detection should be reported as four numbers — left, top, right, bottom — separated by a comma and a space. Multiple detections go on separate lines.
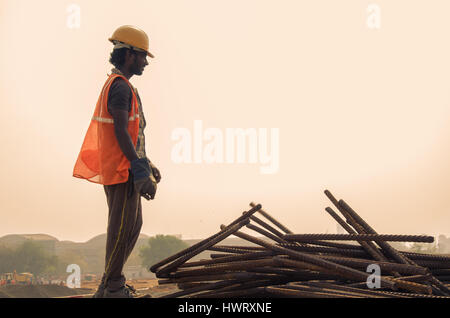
73, 25, 161, 298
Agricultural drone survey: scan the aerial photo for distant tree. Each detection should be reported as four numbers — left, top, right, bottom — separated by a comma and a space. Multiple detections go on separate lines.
139, 235, 189, 269
389, 242, 408, 251
438, 235, 450, 254
408, 242, 438, 254
57, 251, 90, 275
0, 240, 61, 276
0, 245, 15, 273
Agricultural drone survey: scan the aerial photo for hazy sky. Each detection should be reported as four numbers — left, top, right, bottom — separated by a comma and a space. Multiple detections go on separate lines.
1, 0, 450, 242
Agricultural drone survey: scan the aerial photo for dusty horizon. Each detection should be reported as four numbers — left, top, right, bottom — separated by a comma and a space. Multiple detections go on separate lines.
1, 0, 450, 243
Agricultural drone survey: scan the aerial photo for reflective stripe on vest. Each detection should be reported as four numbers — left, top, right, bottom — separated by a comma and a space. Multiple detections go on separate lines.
92, 113, 140, 124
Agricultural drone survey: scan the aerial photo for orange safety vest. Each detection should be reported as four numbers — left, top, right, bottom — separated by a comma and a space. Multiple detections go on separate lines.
73, 73, 140, 185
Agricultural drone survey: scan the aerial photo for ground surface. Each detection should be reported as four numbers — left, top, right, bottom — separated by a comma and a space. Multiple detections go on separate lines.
0, 279, 179, 298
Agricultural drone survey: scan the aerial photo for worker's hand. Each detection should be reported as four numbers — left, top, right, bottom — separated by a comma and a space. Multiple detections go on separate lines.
131, 158, 158, 200
134, 177, 157, 200
149, 161, 161, 184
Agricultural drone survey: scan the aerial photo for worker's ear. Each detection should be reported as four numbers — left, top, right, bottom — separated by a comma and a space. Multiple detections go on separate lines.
130, 50, 138, 62
125, 49, 135, 63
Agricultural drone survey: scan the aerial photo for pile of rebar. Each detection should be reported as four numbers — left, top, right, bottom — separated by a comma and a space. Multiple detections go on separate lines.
150, 190, 450, 298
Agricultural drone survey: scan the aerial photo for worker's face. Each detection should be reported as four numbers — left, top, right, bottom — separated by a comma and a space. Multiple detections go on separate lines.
129, 51, 149, 76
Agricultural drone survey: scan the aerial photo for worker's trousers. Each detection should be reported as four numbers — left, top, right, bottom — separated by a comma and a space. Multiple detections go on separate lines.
101, 173, 143, 291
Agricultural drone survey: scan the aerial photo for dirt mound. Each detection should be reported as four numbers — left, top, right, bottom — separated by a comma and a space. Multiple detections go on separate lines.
0, 285, 93, 298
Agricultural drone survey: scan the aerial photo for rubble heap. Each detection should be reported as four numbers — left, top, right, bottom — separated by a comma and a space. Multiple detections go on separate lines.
150, 190, 450, 298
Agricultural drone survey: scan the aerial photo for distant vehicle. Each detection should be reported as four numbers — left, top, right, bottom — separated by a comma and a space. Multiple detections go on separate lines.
0, 271, 34, 285
15, 272, 33, 285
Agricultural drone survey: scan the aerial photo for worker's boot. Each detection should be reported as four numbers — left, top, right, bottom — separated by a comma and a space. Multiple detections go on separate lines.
103, 284, 136, 298
92, 282, 106, 298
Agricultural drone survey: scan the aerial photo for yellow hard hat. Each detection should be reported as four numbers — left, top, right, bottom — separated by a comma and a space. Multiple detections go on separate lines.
109, 25, 154, 58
